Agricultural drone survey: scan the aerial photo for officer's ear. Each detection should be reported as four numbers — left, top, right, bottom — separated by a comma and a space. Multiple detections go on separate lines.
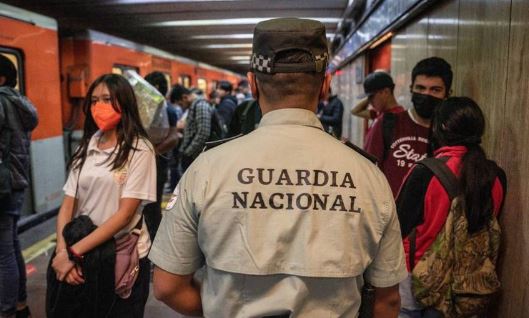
247, 72, 259, 100
0, 76, 5, 86
319, 73, 332, 101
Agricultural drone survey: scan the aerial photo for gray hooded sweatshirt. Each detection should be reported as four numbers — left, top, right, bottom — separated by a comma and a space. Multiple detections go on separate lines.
0, 86, 38, 190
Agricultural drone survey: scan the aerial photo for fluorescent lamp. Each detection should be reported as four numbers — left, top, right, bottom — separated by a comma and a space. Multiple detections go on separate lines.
152, 17, 341, 27
203, 44, 253, 49
192, 33, 335, 40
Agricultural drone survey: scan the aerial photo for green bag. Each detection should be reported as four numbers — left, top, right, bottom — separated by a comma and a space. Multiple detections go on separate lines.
410, 158, 501, 317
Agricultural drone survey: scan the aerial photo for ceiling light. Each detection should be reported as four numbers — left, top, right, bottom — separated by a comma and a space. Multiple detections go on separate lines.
203, 44, 253, 49
229, 56, 251, 60
192, 33, 335, 40
151, 17, 341, 27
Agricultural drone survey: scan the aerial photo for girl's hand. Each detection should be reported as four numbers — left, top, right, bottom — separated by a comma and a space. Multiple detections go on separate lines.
51, 249, 75, 281
65, 265, 85, 285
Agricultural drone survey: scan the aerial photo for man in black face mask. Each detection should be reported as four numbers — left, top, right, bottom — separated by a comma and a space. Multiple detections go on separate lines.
365, 57, 452, 197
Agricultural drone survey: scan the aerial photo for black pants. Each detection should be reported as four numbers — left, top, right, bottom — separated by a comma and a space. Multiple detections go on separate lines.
108, 257, 150, 318
143, 155, 169, 241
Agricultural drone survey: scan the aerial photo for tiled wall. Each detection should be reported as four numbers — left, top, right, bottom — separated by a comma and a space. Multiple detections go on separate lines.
334, 0, 529, 315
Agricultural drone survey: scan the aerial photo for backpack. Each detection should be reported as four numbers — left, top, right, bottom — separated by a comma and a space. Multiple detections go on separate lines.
209, 107, 228, 142
410, 158, 501, 317
382, 112, 396, 160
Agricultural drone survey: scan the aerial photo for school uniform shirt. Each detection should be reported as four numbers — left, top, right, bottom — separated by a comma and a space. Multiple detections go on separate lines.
63, 132, 157, 258
150, 108, 407, 317
396, 145, 506, 271
364, 109, 430, 197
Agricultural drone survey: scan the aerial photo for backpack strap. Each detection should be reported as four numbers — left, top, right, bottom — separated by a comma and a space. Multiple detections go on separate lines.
417, 157, 459, 200
408, 157, 459, 269
382, 112, 396, 160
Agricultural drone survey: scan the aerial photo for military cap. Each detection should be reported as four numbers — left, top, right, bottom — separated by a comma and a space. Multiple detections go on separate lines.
250, 18, 329, 74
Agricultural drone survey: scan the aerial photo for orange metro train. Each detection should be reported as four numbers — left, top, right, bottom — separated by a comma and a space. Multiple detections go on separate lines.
0, 3, 241, 224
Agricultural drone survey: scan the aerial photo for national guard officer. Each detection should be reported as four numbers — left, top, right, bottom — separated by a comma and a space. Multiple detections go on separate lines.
149, 18, 407, 317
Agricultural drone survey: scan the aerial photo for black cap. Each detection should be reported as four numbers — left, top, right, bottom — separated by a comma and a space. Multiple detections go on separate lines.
363, 72, 395, 97
250, 18, 329, 74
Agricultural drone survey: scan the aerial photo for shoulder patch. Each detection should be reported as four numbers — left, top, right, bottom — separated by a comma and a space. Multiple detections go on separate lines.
203, 134, 243, 152
343, 140, 378, 165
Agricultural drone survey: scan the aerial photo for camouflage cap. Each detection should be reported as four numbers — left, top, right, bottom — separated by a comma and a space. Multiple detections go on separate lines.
250, 18, 329, 74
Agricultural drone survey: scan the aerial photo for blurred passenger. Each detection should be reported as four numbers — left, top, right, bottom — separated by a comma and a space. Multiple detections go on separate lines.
168, 85, 186, 190
215, 80, 237, 126
365, 57, 453, 197
0, 54, 38, 318
171, 85, 211, 172
317, 87, 344, 139
51, 74, 156, 317
396, 97, 506, 317
228, 99, 261, 136
149, 18, 406, 318
235, 79, 252, 104
208, 90, 220, 107
143, 71, 179, 239
351, 71, 404, 120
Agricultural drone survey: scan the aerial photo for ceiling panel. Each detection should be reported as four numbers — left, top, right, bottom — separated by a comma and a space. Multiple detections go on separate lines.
3, 0, 348, 74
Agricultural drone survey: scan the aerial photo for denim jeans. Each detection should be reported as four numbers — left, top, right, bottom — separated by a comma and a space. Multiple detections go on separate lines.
399, 274, 442, 318
0, 191, 27, 317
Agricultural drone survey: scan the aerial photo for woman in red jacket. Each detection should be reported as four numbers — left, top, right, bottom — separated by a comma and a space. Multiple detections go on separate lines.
396, 97, 506, 317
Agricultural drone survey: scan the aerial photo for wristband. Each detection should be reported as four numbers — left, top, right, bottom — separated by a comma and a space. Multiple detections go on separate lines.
67, 246, 84, 264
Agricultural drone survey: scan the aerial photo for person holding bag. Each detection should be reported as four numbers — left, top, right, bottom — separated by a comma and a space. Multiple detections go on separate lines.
50, 74, 156, 318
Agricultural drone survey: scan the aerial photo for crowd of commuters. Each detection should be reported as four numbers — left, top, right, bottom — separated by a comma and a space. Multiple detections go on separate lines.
0, 16, 507, 318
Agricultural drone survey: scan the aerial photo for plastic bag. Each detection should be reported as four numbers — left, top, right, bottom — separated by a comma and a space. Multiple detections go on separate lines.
124, 70, 169, 144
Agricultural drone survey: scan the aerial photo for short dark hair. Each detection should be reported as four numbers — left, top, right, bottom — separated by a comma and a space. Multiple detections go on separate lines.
255, 50, 324, 103
0, 55, 17, 88
169, 84, 190, 103
238, 79, 249, 88
412, 57, 453, 94
217, 80, 233, 93
145, 71, 168, 96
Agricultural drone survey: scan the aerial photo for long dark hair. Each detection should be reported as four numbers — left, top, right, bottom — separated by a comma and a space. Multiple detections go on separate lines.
70, 74, 149, 171
433, 97, 499, 233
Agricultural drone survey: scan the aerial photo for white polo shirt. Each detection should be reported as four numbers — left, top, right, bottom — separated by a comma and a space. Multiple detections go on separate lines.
150, 108, 407, 317
63, 131, 157, 257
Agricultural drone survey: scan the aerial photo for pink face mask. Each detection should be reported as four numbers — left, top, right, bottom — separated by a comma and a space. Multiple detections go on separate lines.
91, 102, 121, 131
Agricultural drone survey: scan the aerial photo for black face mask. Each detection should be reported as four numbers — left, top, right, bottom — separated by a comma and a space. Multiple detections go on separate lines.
411, 92, 443, 119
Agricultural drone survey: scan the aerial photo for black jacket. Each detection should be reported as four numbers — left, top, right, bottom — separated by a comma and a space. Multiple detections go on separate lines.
0, 87, 38, 189
46, 216, 116, 318
216, 95, 238, 127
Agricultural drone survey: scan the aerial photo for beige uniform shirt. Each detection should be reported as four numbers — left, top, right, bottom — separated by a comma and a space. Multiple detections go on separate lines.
150, 108, 407, 317
63, 132, 156, 257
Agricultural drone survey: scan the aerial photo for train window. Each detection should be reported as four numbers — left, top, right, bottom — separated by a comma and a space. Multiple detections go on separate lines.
197, 78, 207, 93
179, 75, 191, 88
0, 48, 25, 94
112, 64, 139, 75
210, 80, 218, 93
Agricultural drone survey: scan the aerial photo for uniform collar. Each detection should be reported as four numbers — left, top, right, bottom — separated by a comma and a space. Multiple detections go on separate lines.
258, 108, 323, 130
87, 130, 115, 154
